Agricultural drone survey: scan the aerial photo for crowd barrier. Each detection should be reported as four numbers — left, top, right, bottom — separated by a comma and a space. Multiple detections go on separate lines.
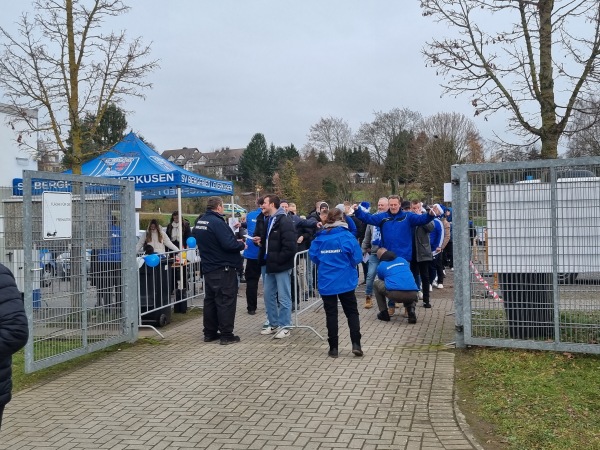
138, 248, 204, 336
137, 249, 325, 340
288, 250, 325, 339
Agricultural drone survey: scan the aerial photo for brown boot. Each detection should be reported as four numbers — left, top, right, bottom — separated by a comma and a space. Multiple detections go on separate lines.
388, 306, 395, 316
364, 295, 373, 309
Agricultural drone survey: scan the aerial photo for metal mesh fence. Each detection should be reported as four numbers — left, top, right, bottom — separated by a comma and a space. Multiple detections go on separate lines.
453, 159, 600, 353
20, 172, 137, 371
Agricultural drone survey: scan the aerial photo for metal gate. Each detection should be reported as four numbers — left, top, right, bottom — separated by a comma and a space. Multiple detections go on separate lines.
452, 157, 600, 354
21, 171, 138, 372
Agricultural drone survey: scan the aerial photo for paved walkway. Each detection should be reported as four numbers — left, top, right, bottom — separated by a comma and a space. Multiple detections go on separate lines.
1, 273, 481, 449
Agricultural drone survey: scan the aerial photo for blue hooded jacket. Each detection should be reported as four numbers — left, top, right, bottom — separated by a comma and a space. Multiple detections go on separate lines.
377, 255, 419, 291
309, 225, 362, 296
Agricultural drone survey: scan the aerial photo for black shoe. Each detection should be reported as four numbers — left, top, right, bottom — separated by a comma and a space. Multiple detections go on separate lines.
352, 343, 363, 357
328, 348, 338, 358
248, 310, 256, 315
408, 309, 417, 324
377, 310, 391, 321
239, 276, 246, 284
203, 334, 221, 343
423, 302, 431, 308
220, 335, 241, 345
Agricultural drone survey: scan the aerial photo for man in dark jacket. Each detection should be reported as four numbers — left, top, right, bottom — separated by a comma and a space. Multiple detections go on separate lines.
193, 196, 245, 345
252, 194, 297, 339
410, 200, 434, 309
0, 263, 29, 430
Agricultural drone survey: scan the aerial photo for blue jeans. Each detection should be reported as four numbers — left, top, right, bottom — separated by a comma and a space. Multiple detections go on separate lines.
262, 266, 292, 327
365, 253, 380, 296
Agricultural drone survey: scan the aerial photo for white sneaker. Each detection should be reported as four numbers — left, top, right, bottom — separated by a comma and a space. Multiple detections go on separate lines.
274, 328, 291, 339
436, 284, 444, 289
432, 281, 438, 288
418, 291, 423, 300
260, 326, 279, 335
262, 320, 270, 330
430, 285, 433, 292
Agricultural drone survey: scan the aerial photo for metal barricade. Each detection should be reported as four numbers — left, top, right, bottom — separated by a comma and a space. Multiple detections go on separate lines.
452, 158, 600, 354
137, 248, 204, 337
289, 250, 324, 339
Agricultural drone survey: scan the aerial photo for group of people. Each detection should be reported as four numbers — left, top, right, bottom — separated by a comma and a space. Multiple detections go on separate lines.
192, 194, 451, 359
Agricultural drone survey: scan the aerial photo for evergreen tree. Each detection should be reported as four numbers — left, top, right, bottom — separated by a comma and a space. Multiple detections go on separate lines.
239, 133, 270, 190
279, 160, 302, 205
64, 103, 128, 168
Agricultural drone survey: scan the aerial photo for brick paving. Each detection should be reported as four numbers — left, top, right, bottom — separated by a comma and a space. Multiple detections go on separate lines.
1, 272, 481, 449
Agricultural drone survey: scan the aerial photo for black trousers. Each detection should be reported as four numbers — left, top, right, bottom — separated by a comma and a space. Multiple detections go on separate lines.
0, 404, 4, 431
203, 268, 239, 338
410, 259, 431, 302
321, 290, 361, 348
429, 254, 444, 285
443, 240, 453, 268
244, 258, 261, 312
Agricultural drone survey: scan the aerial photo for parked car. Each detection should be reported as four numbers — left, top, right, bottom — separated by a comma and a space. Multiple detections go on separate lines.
56, 249, 92, 280
222, 203, 247, 217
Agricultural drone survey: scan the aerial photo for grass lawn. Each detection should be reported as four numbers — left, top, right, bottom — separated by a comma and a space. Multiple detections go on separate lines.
12, 308, 201, 393
455, 347, 600, 449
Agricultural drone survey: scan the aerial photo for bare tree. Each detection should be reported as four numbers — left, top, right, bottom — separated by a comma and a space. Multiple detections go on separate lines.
355, 108, 422, 165
307, 116, 352, 160
421, 0, 600, 159
566, 97, 600, 157
419, 112, 485, 198
421, 112, 484, 163
0, 0, 158, 172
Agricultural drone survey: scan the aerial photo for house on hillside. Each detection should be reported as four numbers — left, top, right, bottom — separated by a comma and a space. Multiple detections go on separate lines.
203, 147, 244, 182
161, 147, 201, 171
161, 146, 245, 182
350, 171, 376, 184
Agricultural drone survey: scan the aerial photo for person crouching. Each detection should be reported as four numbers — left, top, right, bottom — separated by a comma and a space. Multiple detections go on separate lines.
374, 248, 419, 324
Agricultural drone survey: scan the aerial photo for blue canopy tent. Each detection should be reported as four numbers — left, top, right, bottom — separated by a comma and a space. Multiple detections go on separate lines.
70, 132, 234, 200
67, 132, 235, 260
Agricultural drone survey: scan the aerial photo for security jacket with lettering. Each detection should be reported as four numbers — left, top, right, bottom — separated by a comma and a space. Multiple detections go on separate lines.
377, 256, 419, 291
309, 226, 362, 296
192, 210, 244, 274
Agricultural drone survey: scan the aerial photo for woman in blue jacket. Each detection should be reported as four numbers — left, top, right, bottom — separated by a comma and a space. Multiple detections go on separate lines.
309, 207, 363, 358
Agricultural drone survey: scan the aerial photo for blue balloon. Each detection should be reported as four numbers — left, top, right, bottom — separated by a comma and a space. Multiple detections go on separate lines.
186, 236, 197, 249
144, 254, 160, 267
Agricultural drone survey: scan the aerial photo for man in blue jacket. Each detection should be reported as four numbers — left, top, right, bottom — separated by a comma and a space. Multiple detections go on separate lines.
193, 196, 246, 345
373, 248, 420, 324
243, 197, 263, 315
353, 195, 438, 263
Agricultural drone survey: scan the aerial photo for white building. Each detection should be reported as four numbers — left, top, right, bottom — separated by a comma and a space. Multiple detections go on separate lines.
0, 103, 38, 187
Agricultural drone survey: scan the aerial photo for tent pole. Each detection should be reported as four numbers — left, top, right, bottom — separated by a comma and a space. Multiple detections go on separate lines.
177, 186, 184, 298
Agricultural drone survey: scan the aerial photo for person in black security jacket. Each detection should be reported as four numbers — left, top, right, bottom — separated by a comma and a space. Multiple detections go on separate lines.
0, 263, 29, 430
192, 196, 245, 345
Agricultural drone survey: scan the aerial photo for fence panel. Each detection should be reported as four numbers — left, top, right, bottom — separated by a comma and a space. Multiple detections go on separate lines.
452, 158, 600, 353
21, 171, 138, 372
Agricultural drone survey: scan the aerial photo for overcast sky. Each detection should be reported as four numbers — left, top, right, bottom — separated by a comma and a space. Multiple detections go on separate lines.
0, 0, 510, 153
